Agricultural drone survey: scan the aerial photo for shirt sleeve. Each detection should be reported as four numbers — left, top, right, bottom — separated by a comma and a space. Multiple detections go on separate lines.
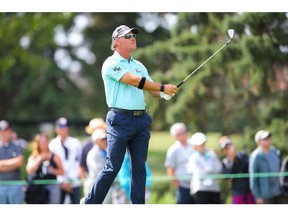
164, 147, 176, 168
102, 60, 128, 82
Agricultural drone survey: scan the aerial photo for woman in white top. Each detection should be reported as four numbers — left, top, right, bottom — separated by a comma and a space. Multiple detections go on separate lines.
188, 132, 222, 204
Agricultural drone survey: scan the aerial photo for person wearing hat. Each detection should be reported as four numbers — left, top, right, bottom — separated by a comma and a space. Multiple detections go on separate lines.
81, 25, 178, 205
188, 132, 222, 204
48, 117, 82, 204
164, 123, 196, 204
85, 128, 114, 204
249, 129, 283, 204
0, 120, 24, 204
79, 118, 106, 195
220, 136, 255, 204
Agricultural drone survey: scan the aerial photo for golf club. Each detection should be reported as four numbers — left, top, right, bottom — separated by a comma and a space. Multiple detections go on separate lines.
160, 29, 235, 100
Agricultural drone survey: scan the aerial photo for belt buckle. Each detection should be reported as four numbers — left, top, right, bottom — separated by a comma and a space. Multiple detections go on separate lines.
133, 111, 143, 116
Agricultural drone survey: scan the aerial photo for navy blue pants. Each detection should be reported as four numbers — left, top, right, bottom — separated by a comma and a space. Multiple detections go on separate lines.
176, 186, 197, 204
84, 110, 152, 204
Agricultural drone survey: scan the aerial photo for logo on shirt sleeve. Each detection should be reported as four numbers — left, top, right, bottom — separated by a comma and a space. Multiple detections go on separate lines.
113, 65, 122, 73
135, 68, 141, 73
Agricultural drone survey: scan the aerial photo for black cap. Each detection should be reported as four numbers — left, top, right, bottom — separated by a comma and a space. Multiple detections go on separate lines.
55, 117, 70, 128
0, 120, 10, 131
112, 25, 140, 41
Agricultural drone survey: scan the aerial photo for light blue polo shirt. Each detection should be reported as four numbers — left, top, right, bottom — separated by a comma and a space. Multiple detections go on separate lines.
102, 51, 153, 110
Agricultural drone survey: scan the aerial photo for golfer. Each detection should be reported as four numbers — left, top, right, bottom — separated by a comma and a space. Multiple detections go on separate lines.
81, 25, 178, 204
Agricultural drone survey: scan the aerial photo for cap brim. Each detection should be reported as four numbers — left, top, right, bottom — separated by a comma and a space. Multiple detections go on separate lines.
118, 27, 140, 38
262, 132, 271, 139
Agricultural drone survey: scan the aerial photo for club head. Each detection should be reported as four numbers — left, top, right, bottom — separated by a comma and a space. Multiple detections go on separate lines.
228, 29, 235, 39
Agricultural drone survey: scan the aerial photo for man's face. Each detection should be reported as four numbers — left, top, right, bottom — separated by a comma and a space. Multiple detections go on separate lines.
55, 127, 69, 138
259, 137, 271, 148
0, 128, 12, 141
116, 31, 137, 52
97, 137, 107, 150
175, 130, 188, 142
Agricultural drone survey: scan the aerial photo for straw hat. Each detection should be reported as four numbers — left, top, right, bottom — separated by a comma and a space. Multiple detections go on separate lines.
85, 118, 106, 135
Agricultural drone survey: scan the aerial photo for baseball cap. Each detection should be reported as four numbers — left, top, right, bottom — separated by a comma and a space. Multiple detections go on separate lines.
0, 120, 10, 131
112, 25, 140, 41
190, 132, 207, 146
55, 117, 70, 128
219, 136, 233, 149
170, 123, 187, 137
92, 128, 107, 142
255, 130, 271, 143
85, 118, 106, 135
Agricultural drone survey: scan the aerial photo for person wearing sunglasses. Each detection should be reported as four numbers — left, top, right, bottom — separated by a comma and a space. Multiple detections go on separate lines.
80, 25, 178, 204
49, 117, 82, 204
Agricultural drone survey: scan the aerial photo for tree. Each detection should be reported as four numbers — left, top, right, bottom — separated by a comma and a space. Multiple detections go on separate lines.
135, 13, 288, 151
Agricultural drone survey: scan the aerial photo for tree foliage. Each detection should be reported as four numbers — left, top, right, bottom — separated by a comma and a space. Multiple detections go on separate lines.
1, 13, 287, 149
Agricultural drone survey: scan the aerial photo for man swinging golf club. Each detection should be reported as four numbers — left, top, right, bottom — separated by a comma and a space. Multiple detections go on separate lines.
80, 25, 178, 204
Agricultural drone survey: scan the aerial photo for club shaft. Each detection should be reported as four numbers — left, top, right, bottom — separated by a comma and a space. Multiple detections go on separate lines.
177, 39, 231, 88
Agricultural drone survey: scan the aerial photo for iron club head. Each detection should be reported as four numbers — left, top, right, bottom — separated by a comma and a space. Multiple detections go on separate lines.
228, 29, 235, 39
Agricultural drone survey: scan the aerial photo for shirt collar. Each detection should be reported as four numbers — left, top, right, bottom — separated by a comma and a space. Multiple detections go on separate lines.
113, 51, 134, 62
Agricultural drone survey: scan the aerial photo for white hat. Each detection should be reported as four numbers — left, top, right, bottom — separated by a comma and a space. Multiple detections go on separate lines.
0, 120, 10, 131
92, 128, 107, 142
170, 123, 187, 137
190, 132, 207, 145
255, 130, 271, 143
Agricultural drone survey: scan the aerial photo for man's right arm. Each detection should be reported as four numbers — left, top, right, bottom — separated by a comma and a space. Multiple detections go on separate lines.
120, 72, 178, 96
166, 167, 179, 188
250, 156, 263, 203
0, 156, 24, 172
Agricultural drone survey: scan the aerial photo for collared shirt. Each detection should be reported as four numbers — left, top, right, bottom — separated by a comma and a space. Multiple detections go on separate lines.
164, 141, 194, 188
102, 51, 153, 110
0, 141, 23, 180
49, 136, 82, 187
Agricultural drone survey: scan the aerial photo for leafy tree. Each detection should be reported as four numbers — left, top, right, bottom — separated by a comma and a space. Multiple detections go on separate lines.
135, 13, 288, 152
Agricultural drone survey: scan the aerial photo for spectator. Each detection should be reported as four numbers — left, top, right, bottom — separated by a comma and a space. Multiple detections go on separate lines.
25, 133, 64, 204
164, 122, 196, 204
49, 117, 82, 204
249, 129, 283, 204
79, 117, 106, 197
11, 130, 27, 149
188, 132, 222, 204
0, 120, 24, 204
116, 152, 152, 204
85, 128, 114, 204
220, 136, 255, 204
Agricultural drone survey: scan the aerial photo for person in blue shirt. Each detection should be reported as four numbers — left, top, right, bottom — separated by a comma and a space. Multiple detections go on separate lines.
116, 152, 152, 203
81, 25, 178, 204
249, 130, 283, 204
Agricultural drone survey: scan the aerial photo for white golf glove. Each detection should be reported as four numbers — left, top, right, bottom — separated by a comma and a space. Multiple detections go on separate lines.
160, 92, 174, 101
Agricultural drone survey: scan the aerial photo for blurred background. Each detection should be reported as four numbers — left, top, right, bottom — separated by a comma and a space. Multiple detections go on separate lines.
1, 12, 288, 203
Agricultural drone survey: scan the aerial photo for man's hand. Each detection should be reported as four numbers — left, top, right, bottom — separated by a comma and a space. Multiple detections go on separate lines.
256, 198, 265, 204
61, 182, 73, 193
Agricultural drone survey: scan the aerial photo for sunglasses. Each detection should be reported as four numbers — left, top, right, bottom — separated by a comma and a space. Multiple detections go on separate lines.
120, 33, 137, 39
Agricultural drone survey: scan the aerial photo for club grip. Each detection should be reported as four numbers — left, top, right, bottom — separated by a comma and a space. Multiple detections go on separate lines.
177, 81, 184, 88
